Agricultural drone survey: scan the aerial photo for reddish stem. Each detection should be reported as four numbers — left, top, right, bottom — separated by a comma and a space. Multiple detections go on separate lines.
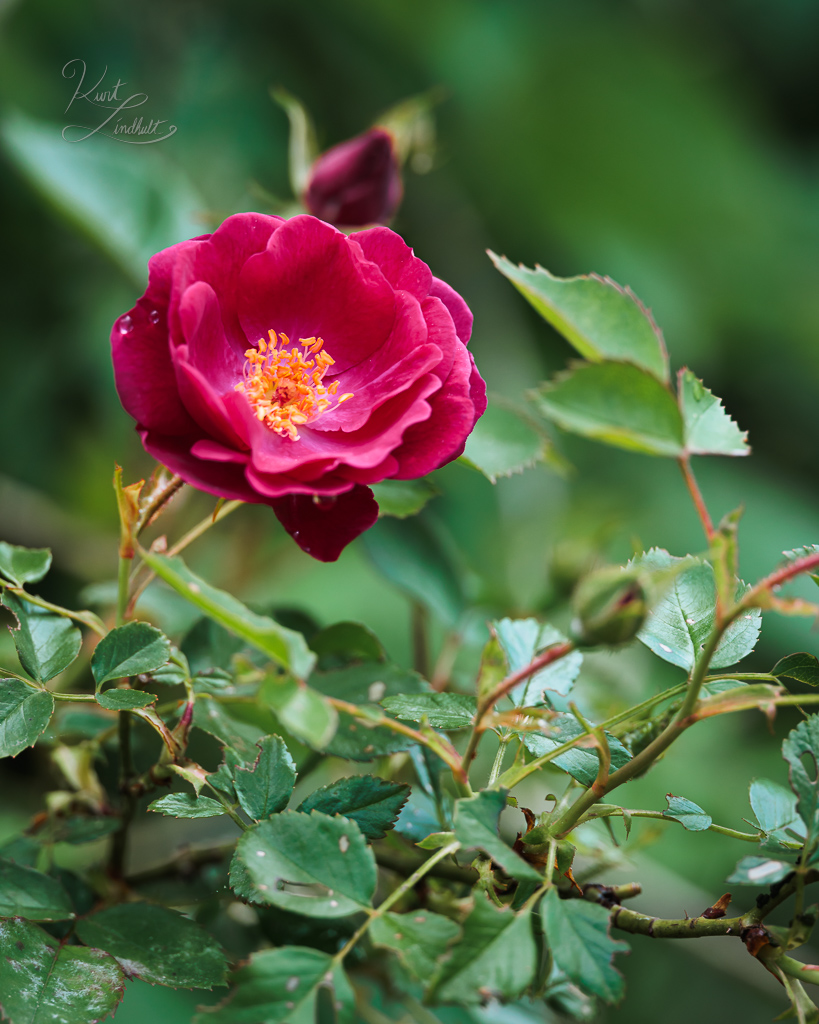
679, 455, 714, 541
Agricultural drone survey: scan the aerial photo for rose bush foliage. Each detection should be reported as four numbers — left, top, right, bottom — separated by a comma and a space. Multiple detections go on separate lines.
111, 213, 486, 560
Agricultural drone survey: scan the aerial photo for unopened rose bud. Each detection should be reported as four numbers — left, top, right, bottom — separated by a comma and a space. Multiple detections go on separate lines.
570, 566, 648, 646
304, 128, 402, 228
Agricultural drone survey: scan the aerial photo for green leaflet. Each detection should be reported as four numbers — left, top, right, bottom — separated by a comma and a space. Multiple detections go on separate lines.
260, 675, 338, 750
493, 618, 582, 703
461, 400, 555, 483
0, 679, 54, 758
0, 542, 51, 587
297, 776, 410, 842
534, 361, 684, 456
749, 778, 805, 845
678, 368, 749, 457
541, 888, 628, 1004
630, 549, 761, 671
75, 903, 228, 989
193, 945, 354, 1024
727, 856, 794, 886
453, 790, 542, 882
230, 811, 376, 918
489, 254, 669, 381
140, 550, 316, 679
430, 898, 537, 1003
370, 910, 460, 980
233, 735, 297, 820
148, 794, 226, 819
663, 794, 712, 831
0, 858, 74, 921
523, 714, 632, 788
91, 621, 170, 686
3, 592, 81, 683
782, 714, 819, 856
773, 653, 819, 688
95, 689, 157, 710
0, 918, 125, 1024
370, 478, 439, 518
382, 692, 477, 730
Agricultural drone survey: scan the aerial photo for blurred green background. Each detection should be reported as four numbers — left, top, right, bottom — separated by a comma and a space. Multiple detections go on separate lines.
2, 0, 819, 1020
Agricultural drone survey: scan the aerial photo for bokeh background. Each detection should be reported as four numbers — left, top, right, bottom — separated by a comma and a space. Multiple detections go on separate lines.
1, 1, 819, 1021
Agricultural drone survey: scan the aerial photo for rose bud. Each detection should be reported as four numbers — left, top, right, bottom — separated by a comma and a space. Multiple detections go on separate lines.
570, 566, 648, 646
111, 214, 486, 562
304, 128, 402, 228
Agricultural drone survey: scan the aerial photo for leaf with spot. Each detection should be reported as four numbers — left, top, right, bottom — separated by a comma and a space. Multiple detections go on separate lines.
0, 917, 125, 1024
534, 362, 684, 456
727, 857, 795, 886
453, 790, 542, 881
489, 254, 669, 380
678, 369, 749, 457
2, 592, 81, 683
148, 794, 226, 819
663, 794, 712, 831
75, 902, 227, 989
382, 692, 477, 730
232, 735, 297, 821
0, 678, 54, 758
629, 549, 761, 670
260, 676, 337, 750
91, 621, 170, 687
493, 618, 583, 703
782, 714, 819, 856
542, 888, 628, 1004
230, 810, 376, 918
0, 542, 51, 587
429, 898, 537, 1003
0, 858, 74, 921
297, 775, 410, 842
192, 945, 354, 1024
140, 550, 316, 679
370, 910, 460, 980
309, 662, 428, 760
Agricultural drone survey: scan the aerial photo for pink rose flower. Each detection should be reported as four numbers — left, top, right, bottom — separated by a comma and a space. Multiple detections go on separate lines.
305, 128, 402, 228
111, 213, 486, 561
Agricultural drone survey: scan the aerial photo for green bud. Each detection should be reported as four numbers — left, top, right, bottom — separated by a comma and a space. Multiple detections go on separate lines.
570, 566, 648, 647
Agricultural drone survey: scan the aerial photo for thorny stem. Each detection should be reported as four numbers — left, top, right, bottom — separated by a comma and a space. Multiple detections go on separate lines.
136, 475, 184, 535
461, 641, 576, 773
743, 549, 819, 606
127, 499, 243, 615
678, 455, 714, 541
325, 696, 469, 789
574, 805, 762, 842
333, 841, 461, 965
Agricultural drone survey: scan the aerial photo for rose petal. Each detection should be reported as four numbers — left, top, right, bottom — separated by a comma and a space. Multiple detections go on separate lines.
271, 485, 379, 561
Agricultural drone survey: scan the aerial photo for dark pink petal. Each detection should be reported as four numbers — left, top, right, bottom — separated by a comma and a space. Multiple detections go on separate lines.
430, 276, 473, 345
391, 346, 477, 478
468, 352, 488, 425
238, 216, 396, 374
179, 280, 244, 391
353, 226, 433, 299
141, 430, 259, 503
173, 348, 248, 450
271, 486, 379, 562
245, 466, 354, 498
112, 242, 199, 435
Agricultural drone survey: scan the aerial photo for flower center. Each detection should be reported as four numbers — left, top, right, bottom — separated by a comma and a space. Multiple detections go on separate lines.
235, 330, 353, 441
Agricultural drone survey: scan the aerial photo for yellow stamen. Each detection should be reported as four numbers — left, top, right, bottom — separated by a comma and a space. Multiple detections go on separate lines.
234, 331, 353, 441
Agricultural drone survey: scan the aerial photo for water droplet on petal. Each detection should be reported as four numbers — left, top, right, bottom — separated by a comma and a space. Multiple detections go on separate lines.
293, 531, 300, 539
119, 315, 133, 335
149, 309, 161, 325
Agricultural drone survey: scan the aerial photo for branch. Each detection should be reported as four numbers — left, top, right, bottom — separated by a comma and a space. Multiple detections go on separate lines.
678, 455, 714, 541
